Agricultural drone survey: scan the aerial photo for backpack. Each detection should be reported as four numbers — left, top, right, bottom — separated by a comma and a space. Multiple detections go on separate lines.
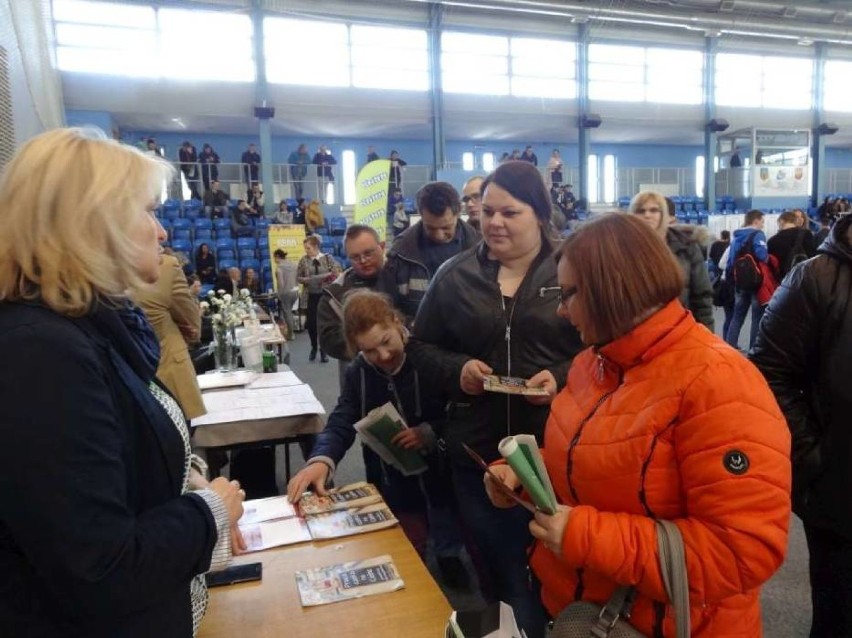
732, 232, 763, 292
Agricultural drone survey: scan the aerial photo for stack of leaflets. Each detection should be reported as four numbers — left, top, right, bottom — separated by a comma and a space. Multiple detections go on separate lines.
237, 496, 311, 552
497, 434, 557, 515
236, 484, 400, 553
306, 502, 399, 540
353, 403, 428, 476
295, 555, 404, 607
298, 481, 383, 515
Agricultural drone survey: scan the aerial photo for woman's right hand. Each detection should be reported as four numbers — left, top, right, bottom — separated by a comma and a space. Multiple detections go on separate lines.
460, 359, 493, 395
209, 477, 245, 526
484, 464, 522, 509
286, 462, 330, 504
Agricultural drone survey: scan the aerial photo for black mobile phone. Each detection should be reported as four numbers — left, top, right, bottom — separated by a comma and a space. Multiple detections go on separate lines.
205, 562, 263, 588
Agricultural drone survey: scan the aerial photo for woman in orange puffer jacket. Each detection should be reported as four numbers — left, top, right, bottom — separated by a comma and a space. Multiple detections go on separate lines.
486, 214, 791, 637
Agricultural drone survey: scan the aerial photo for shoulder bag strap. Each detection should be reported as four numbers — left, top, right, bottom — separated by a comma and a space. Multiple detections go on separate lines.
656, 520, 690, 638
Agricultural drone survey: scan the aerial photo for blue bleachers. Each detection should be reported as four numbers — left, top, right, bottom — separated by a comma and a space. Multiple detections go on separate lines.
171, 218, 191, 232
194, 217, 213, 231
171, 239, 191, 254
240, 258, 260, 273
236, 237, 257, 250
172, 229, 191, 241
194, 229, 213, 241
239, 248, 256, 261
328, 216, 347, 236
320, 239, 336, 256
218, 259, 237, 271
213, 219, 231, 232
215, 238, 235, 252
218, 249, 236, 261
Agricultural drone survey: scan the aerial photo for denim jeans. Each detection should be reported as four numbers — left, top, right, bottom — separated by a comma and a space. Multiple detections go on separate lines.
725, 289, 765, 351
452, 465, 546, 638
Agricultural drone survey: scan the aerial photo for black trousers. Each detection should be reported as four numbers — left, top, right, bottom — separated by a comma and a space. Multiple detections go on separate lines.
306, 293, 323, 352
805, 522, 852, 637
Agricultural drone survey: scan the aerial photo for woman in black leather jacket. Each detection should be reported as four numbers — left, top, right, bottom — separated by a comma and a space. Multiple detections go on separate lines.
750, 214, 852, 638
409, 161, 583, 638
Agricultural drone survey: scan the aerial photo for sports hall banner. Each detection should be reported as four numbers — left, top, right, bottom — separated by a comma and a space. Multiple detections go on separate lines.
267, 224, 307, 292
753, 164, 810, 197
353, 159, 391, 241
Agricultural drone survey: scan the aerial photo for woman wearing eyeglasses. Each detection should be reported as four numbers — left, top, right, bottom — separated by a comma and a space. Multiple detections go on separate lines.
485, 214, 791, 637
630, 191, 715, 331
409, 161, 583, 638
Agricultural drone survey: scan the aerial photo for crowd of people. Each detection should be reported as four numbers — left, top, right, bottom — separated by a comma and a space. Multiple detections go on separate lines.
3, 127, 851, 638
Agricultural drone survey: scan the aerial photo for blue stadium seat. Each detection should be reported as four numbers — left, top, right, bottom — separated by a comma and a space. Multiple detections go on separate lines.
255, 218, 270, 232
215, 238, 235, 252
259, 248, 270, 262
161, 202, 181, 220
218, 259, 237, 271
194, 229, 213, 241
240, 258, 260, 273
239, 248, 257, 261
159, 218, 172, 232
617, 196, 631, 208
328, 216, 347, 236
236, 237, 257, 250
213, 219, 232, 232
320, 239, 336, 255
171, 218, 191, 232
171, 239, 191, 254
331, 236, 344, 256
194, 217, 213, 231
261, 259, 271, 273
217, 249, 235, 261
403, 198, 416, 213
257, 235, 269, 249
172, 229, 191, 241
200, 284, 215, 298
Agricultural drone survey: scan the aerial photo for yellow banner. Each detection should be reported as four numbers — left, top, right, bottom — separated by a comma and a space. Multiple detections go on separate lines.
267, 224, 307, 292
353, 159, 391, 241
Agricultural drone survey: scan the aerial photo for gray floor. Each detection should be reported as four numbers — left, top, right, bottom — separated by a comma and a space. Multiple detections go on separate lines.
275, 307, 812, 635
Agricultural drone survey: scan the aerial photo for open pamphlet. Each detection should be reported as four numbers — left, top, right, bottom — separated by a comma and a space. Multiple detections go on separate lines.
446, 602, 527, 638
462, 444, 535, 514
236, 486, 399, 552
240, 516, 312, 552
353, 403, 429, 477
295, 555, 404, 607
306, 502, 399, 540
482, 374, 549, 397
498, 435, 557, 515
298, 481, 384, 515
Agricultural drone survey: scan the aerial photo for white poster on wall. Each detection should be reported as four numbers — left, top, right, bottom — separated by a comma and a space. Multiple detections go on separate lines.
752, 165, 809, 197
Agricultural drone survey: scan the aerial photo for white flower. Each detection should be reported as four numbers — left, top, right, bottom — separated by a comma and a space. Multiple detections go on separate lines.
223, 294, 232, 302
212, 313, 222, 323
207, 289, 216, 297
216, 289, 226, 295
240, 288, 250, 297
200, 301, 209, 310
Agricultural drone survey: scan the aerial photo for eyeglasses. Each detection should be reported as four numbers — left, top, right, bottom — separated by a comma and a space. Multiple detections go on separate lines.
348, 247, 378, 264
461, 193, 482, 204
539, 285, 579, 306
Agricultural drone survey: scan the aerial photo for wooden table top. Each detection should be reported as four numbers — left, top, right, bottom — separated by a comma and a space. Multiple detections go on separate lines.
199, 527, 451, 638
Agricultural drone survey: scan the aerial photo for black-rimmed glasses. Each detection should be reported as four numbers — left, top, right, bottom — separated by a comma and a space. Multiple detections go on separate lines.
539, 285, 578, 305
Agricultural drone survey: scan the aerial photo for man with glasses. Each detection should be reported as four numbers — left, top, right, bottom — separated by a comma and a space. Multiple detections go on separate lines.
317, 225, 389, 390
461, 176, 484, 231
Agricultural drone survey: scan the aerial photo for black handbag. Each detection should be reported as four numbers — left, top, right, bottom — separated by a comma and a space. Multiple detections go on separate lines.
548, 520, 690, 638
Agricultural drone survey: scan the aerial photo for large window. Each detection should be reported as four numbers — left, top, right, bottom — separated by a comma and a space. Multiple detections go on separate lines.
695, 155, 705, 199
442, 32, 509, 95
350, 25, 428, 91
264, 18, 349, 87
510, 37, 576, 99
715, 53, 812, 109
342, 150, 356, 206
824, 60, 852, 112
53, 1, 253, 81
602, 154, 616, 203
589, 44, 702, 104
587, 154, 599, 204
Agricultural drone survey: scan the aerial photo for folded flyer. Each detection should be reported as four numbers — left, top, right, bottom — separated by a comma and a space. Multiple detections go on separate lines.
353, 402, 428, 477
239, 516, 312, 552
239, 496, 297, 526
483, 374, 549, 397
497, 434, 557, 515
298, 481, 384, 515
305, 502, 399, 540
295, 554, 404, 607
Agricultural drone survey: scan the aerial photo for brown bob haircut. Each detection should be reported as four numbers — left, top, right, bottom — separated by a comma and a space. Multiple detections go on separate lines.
342, 290, 402, 359
560, 213, 684, 344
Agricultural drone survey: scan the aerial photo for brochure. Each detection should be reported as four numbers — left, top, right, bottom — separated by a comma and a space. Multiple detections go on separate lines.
482, 374, 549, 397
295, 555, 404, 607
305, 502, 399, 540
462, 443, 536, 514
239, 516, 312, 552
497, 434, 557, 515
298, 482, 383, 515
239, 496, 297, 526
353, 402, 429, 477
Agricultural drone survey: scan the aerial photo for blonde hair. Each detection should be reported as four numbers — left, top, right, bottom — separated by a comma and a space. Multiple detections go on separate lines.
628, 190, 669, 236
0, 127, 174, 316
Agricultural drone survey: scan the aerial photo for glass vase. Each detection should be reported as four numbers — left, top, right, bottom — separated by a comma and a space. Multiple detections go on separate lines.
213, 326, 236, 372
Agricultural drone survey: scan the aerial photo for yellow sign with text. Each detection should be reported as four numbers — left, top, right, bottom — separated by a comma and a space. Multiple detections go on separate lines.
353, 159, 391, 241
267, 224, 307, 292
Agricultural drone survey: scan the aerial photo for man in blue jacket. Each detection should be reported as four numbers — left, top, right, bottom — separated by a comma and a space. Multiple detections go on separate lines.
725, 209, 769, 350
